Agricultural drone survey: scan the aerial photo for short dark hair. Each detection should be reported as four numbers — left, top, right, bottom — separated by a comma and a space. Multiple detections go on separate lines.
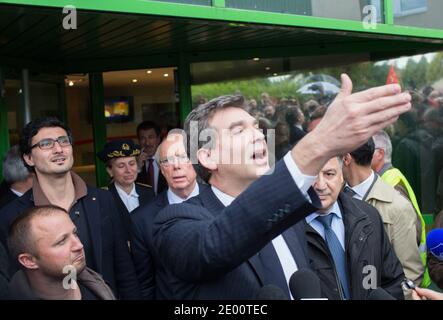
350, 137, 375, 167
184, 95, 247, 182
137, 121, 160, 138
19, 117, 72, 156
8, 205, 68, 261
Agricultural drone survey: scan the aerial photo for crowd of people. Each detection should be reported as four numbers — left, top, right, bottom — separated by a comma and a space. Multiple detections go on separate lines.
0, 74, 443, 300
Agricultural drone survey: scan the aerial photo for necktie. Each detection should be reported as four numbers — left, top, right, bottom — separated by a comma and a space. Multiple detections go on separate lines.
343, 186, 357, 198
147, 159, 154, 188
258, 242, 290, 298
316, 214, 350, 299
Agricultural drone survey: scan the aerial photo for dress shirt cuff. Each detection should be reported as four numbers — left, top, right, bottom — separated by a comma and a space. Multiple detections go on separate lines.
283, 152, 317, 200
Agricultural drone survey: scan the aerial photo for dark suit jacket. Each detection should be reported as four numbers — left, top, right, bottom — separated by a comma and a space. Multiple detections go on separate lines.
152, 160, 320, 299
108, 182, 155, 242
289, 126, 306, 146
136, 161, 167, 195
302, 193, 405, 300
0, 182, 18, 210
0, 241, 8, 299
131, 184, 205, 299
0, 186, 141, 299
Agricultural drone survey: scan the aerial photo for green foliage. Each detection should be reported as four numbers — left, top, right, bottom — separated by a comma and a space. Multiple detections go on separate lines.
426, 52, 443, 84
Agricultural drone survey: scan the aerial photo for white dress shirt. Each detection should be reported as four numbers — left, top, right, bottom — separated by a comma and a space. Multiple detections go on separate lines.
10, 188, 24, 197
167, 183, 200, 204
348, 170, 375, 200
211, 153, 315, 299
115, 183, 139, 213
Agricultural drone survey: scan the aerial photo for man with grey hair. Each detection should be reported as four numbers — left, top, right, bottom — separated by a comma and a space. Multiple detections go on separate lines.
0, 145, 33, 210
153, 74, 411, 299
372, 130, 420, 209
371, 130, 429, 287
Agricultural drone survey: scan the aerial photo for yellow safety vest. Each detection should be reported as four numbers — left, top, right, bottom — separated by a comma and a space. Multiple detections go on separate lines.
381, 167, 431, 287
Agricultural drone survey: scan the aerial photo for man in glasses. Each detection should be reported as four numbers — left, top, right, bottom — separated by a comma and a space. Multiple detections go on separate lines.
0, 117, 140, 299
131, 130, 201, 299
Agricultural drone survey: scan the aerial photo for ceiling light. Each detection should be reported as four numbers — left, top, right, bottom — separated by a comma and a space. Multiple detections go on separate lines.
253, 57, 260, 61
146, 70, 152, 74
163, 73, 169, 77
273, 73, 278, 76
132, 79, 138, 83
68, 81, 74, 86
265, 67, 271, 71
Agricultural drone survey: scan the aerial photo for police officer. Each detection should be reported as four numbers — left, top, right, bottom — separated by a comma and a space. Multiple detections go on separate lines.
97, 139, 155, 240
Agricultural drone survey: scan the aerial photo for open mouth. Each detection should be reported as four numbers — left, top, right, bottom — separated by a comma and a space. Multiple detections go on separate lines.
51, 157, 66, 164
251, 148, 268, 165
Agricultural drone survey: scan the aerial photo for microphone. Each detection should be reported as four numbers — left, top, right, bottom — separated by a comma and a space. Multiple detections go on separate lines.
255, 285, 288, 300
289, 269, 325, 300
367, 288, 396, 300
427, 229, 443, 260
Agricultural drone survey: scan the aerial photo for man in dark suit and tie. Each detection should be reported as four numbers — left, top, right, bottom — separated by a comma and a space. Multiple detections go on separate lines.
152, 75, 412, 299
136, 121, 167, 195
302, 157, 404, 300
131, 130, 201, 299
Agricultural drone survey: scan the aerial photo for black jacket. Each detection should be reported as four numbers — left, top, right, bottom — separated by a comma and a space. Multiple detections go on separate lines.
0, 186, 141, 299
0, 241, 9, 300
0, 181, 18, 210
152, 161, 320, 299
302, 193, 405, 300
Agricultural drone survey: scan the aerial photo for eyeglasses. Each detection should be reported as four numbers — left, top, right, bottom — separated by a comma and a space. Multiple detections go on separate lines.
30, 136, 72, 150
159, 154, 190, 167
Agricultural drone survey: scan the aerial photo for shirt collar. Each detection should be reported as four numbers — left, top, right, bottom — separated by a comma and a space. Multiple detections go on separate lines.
32, 171, 87, 206
305, 201, 342, 224
167, 183, 200, 204
211, 186, 235, 207
115, 182, 138, 198
348, 170, 375, 200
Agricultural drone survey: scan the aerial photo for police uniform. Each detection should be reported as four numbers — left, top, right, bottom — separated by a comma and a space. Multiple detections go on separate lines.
98, 140, 155, 242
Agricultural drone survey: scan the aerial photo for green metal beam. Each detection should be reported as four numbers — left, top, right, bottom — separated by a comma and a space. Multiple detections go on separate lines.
178, 52, 192, 126
0, 67, 10, 182
89, 72, 107, 187
2, 0, 443, 39
384, 0, 394, 25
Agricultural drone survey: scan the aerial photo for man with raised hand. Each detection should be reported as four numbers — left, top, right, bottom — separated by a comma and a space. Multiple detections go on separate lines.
152, 74, 411, 299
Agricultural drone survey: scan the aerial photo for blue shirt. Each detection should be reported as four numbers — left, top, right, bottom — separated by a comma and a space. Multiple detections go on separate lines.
305, 201, 346, 250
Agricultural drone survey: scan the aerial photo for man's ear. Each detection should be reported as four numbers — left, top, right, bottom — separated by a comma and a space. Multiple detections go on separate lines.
343, 153, 352, 166
197, 148, 217, 171
23, 153, 34, 167
18, 253, 39, 270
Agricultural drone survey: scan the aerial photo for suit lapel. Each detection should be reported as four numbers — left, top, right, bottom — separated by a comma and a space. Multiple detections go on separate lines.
282, 225, 309, 270
198, 186, 267, 287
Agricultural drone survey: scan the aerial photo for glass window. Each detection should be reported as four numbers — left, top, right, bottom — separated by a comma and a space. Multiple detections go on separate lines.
225, 0, 383, 22
394, 0, 443, 29
150, 0, 211, 5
